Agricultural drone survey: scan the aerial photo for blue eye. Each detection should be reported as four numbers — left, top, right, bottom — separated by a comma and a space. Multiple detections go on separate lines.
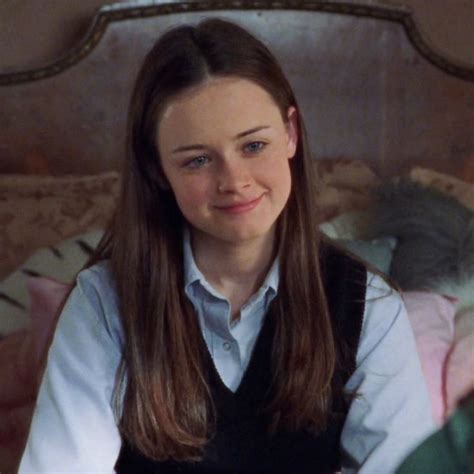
244, 141, 266, 153
185, 155, 209, 169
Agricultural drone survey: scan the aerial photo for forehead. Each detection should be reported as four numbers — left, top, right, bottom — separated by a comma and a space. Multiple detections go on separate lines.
157, 77, 285, 146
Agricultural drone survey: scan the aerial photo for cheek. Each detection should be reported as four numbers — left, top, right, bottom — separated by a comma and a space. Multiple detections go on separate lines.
269, 159, 292, 207
170, 177, 211, 214
277, 167, 293, 205
258, 153, 292, 193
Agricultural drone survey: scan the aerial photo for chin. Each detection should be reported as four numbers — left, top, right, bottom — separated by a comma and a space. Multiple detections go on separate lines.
220, 220, 277, 243
195, 221, 275, 245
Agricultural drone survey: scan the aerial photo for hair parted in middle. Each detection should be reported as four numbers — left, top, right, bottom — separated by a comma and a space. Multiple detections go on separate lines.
92, 17, 338, 462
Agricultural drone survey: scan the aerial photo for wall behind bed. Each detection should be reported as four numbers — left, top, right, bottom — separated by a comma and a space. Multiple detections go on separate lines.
0, 1, 473, 178
1, 0, 473, 72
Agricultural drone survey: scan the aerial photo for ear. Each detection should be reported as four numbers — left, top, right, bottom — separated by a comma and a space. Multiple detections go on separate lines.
286, 106, 298, 160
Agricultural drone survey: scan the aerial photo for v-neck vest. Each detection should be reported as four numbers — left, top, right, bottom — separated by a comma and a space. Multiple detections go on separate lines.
116, 244, 367, 474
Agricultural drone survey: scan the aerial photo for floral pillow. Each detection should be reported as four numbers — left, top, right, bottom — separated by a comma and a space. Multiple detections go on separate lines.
408, 167, 474, 212
312, 159, 380, 221
0, 172, 119, 280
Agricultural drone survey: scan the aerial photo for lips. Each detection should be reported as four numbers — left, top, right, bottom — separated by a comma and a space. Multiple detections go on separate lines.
215, 194, 264, 215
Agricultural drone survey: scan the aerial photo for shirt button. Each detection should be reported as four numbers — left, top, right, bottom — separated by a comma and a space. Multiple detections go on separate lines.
222, 341, 232, 351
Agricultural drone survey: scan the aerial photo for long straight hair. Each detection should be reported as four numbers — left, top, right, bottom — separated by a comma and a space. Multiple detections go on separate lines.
93, 18, 337, 461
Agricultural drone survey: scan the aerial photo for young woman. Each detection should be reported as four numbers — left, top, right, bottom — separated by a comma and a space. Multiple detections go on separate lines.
20, 18, 435, 473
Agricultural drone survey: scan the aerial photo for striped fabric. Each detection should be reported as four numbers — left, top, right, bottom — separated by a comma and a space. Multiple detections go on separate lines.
0, 229, 103, 336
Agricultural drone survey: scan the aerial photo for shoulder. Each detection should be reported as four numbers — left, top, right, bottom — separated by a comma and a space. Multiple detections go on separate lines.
358, 271, 411, 368
75, 260, 118, 308
77, 259, 114, 289
342, 271, 436, 469
342, 271, 436, 471
363, 272, 403, 328
66, 260, 123, 349
319, 240, 406, 355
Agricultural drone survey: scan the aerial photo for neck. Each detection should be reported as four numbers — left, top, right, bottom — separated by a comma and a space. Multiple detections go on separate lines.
191, 228, 276, 306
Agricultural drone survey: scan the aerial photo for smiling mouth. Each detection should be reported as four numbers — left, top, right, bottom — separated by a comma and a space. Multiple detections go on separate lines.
215, 194, 264, 215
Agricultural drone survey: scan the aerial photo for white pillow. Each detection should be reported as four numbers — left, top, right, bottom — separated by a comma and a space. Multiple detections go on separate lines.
319, 210, 372, 240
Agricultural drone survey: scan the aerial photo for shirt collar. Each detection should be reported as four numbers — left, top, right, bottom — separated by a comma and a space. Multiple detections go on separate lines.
183, 227, 279, 300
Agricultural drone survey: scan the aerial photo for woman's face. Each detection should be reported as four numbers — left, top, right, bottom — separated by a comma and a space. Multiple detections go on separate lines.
157, 76, 298, 247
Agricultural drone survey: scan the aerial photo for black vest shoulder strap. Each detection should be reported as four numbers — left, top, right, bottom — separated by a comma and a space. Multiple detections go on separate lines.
320, 239, 367, 380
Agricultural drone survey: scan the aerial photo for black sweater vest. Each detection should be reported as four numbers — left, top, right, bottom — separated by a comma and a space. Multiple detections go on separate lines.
116, 245, 367, 474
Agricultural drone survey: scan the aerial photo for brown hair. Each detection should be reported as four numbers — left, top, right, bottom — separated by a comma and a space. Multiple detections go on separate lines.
94, 18, 336, 461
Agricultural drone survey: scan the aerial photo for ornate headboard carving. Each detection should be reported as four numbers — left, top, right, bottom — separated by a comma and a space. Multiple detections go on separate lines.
1, 0, 473, 176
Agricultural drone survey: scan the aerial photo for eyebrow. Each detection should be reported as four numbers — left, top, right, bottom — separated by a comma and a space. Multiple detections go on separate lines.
171, 125, 271, 154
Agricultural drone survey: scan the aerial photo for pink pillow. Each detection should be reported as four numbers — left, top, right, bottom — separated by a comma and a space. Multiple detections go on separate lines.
402, 291, 457, 424
445, 306, 474, 414
0, 330, 37, 474
0, 402, 35, 474
27, 276, 71, 365
0, 330, 35, 406
0, 277, 71, 473
0, 277, 70, 406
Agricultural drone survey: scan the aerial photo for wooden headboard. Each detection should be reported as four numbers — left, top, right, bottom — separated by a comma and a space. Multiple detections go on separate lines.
1, 0, 473, 178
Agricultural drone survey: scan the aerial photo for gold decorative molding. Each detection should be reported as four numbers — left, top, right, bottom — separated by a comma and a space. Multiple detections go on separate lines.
1, 0, 473, 85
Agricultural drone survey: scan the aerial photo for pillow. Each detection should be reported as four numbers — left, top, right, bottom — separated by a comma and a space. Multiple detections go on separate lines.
0, 172, 119, 280
319, 210, 372, 240
319, 211, 397, 274
445, 332, 474, 415
0, 329, 35, 406
27, 277, 71, 365
313, 158, 378, 188
445, 306, 474, 414
454, 305, 474, 340
0, 402, 34, 474
402, 291, 457, 424
337, 237, 397, 275
0, 277, 70, 474
434, 278, 474, 313
408, 167, 474, 212
312, 159, 380, 221
0, 229, 103, 335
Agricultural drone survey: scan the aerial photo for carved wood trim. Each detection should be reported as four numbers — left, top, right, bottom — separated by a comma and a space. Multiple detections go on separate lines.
1, 0, 473, 85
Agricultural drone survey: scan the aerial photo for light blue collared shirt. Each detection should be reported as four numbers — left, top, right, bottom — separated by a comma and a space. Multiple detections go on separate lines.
19, 238, 436, 473
183, 229, 278, 390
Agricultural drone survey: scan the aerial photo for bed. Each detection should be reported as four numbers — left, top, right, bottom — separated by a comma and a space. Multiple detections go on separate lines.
1, 1, 473, 472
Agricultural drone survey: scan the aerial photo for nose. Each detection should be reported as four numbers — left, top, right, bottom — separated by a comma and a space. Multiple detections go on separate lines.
216, 158, 252, 193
